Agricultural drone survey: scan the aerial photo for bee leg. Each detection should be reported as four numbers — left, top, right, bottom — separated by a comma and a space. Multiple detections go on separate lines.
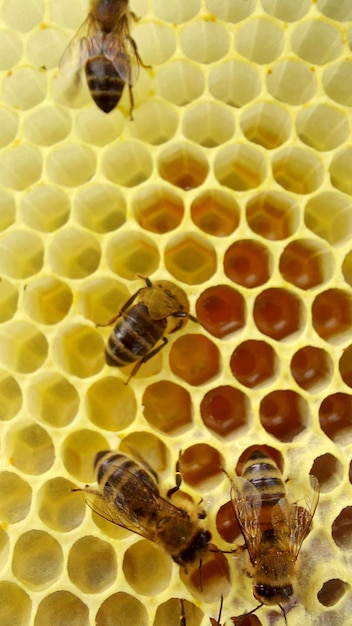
125, 337, 168, 383
128, 84, 134, 121
168, 311, 198, 333
167, 450, 183, 498
127, 34, 152, 69
97, 286, 145, 327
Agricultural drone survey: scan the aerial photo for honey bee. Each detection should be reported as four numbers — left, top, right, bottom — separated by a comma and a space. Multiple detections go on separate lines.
77, 450, 212, 570
101, 275, 197, 382
231, 449, 319, 624
59, 0, 149, 116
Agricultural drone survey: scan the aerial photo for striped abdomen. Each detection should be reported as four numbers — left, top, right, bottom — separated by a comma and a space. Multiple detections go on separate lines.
85, 56, 124, 113
242, 449, 286, 514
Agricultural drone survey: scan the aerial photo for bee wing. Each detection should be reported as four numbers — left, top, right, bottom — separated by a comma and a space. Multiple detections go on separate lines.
59, 15, 102, 75
288, 474, 320, 558
102, 32, 141, 85
231, 477, 261, 562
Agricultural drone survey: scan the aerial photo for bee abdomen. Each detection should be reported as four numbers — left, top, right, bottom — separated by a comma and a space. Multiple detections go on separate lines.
85, 56, 124, 113
244, 450, 285, 504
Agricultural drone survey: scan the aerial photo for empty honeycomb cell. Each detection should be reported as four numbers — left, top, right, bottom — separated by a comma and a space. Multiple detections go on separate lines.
132, 21, 176, 66
27, 372, 79, 428
8, 422, 54, 474
319, 393, 352, 444
296, 104, 348, 152
254, 288, 303, 341
196, 285, 245, 339
52, 324, 105, 378
261, 0, 311, 21
191, 189, 240, 237
23, 104, 72, 146
330, 147, 352, 196
20, 184, 70, 232
155, 60, 205, 107
339, 345, 352, 388
235, 16, 284, 64
119, 431, 170, 476
0, 30, 23, 70
0, 320, 48, 373
290, 346, 333, 392
183, 102, 234, 148
200, 385, 249, 437
46, 143, 96, 187
0, 370, 22, 421
152, 0, 200, 23
272, 147, 324, 194
2, 0, 44, 31
216, 500, 241, 543
158, 142, 209, 190
0, 189, 15, 230
312, 289, 352, 344
96, 592, 148, 626
0, 278, 18, 322
13, 530, 63, 590
291, 19, 343, 65
74, 107, 124, 146
0, 581, 31, 626
106, 231, 160, 279
0, 144, 42, 190
26, 26, 68, 69
74, 184, 126, 233
331, 507, 352, 550
179, 548, 231, 603
142, 380, 192, 434
76, 276, 129, 325
34, 591, 89, 626
310, 453, 343, 494
48, 0, 86, 28
318, 0, 352, 21
61, 429, 108, 482
240, 101, 291, 150
23, 276, 73, 324
123, 540, 172, 595
169, 334, 220, 385
230, 340, 278, 388
180, 19, 230, 64
343, 251, 352, 287
130, 101, 178, 145
305, 192, 352, 245
209, 60, 261, 108
179, 444, 223, 489
164, 232, 216, 284
154, 598, 203, 626
86, 377, 137, 431
2, 67, 46, 110
102, 141, 153, 187
48, 228, 101, 278
214, 144, 267, 191
267, 59, 317, 106
279, 239, 333, 290
206, 0, 255, 21
0, 107, 18, 148
246, 190, 299, 241
0, 230, 44, 279
259, 389, 308, 441
37, 477, 86, 532
68, 536, 117, 594
318, 579, 349, 607
132, 185, 184, 234
0, 471, 32, 523
224, 239, 271, 288
323, 60, 352, 107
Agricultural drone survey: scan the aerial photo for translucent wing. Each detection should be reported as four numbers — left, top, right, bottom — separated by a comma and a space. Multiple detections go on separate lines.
288, 474, 320, 558
102, 31, 141, 85
231, 476, 262, 562
59, 14, 102, 75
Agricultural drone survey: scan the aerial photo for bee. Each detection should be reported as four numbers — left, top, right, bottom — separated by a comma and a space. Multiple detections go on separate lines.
77, 450, 212, 570
101, 275, 197, 382
231, 449, 319, 624
59, 0, 149, 116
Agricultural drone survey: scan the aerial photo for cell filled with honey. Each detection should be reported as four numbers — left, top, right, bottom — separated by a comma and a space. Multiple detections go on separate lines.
290, 346, 333, 391
253, 288, 303, 340
259, 390, 308, 441
279, 239, 332, 289
142, 380, 193, 434
200, 385, 249, 437
169, 334, 220, 385
224, 240, 271, 288
230, 340, 278, 388
319, 393, 352, 444
312, 289, 352, 343
196, 285, 245, 339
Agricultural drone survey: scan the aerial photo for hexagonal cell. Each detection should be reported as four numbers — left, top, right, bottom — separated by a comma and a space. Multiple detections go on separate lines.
196, 285, 245, 339
224, 239, 271, 288
68, 536, 117, 593
143, 380, 192, 434
305, 192, 352, 245
73, 184, 126, 233
74, 107, 124, 146
317, 579, 349, 607
53, 324, 105, 378
272, 147, 324, 194
123, 540, 172, 595
154, 598, 203, 626
0, 230, 44, 279
130, 101, 178, 145
0, 582, 31, 626
318, 0, 352, 21
209, 60, 261, 108
180, 19, 230, 64
0, 30, 23, 70
76, 276, 129, 325
86, 377, 137, 431
20, 184, 70, 232
132, 185, 184, 234
0, 278, 18, 323
2, 0, 44, 31
191, 189, 240, 237
235, 16, 284, 64
169, 334, 220, 386
291, 19, 343, 65
261, 0, 310, 21
310, 453, 343, 494
48, 227, 101, 279
331, 507, 352, 550
0, 108, 18, 149
296, 104, 348, 152
26, 25, 68, 70
214, 144, 267, 191
216, 500, 242, 544
158, 142, 209, 190
0, 189, 15, 230
179, 444, 223, 490
23, 104, 72, 146
312, 289, 352, 344
330, 147, 352, 196
152, 0, 200, 23
253, 288, 304, 341
319, 393, 352, 444
23, 276, 73, 324
0, 471, 32, 524
279, 239, 333, 290
339, 345, 352, 388
0, 320, 48, 373
46, 143, 96, 187
37, 477, 85, 532
240, 101, 291, 150
290, 346, 333, 392
165, 232, 217, 284
323, 60, 352, 107
246, 190, 299, 240
267, 58, 317, 105
61, 429, 109, 483
133, 21, 176, 66
179, 544, 231, 603
27, 371, 79, 428
259, 390, 308, 441
106, 231, 160, 280
102, 141, 153, 187
96, 592, 148, 626
34, 591, 89, 626
0, 371, 22, 421
342, 250, 352, 286
200, 385, 249, 438
0, 141, 37, 198
183, 102, 234, 147
2, 67, 46, 110
230, 340, 278, 388
206, 0, 256, 22
155, 59, 205, 107
7, 422, 54, 475
12, 530, 63, 590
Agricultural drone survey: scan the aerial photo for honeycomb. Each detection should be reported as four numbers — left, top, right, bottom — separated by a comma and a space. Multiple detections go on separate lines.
1, 0, 352, 624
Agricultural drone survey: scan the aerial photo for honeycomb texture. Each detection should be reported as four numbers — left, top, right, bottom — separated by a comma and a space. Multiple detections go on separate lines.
0, 0, 352, 624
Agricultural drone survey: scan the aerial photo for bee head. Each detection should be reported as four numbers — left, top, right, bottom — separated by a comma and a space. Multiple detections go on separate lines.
173, 529, 212, 566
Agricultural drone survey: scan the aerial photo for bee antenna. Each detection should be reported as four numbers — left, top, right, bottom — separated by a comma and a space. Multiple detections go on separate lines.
217, 595, 223, 625
279, 604, 288, 626
237, 604, 264, 625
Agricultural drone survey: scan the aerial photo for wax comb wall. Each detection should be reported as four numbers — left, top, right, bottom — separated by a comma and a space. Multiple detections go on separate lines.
0, 0, 352, 624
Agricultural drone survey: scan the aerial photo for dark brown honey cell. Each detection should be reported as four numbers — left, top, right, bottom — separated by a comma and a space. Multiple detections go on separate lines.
216, 500, 242, 543
86, 377, 137, 431
339, 345, 352, 388
240, 101, 291, 150
179, 443, 223, 489
196, 285, 245, 339
330, 147, 352, 196
119, 431, 170, 476
200, 385, 249, 437
23, 277, 73, 324
12, 529, 63, 590
214, 144, 267, 191
96, 592, 148, 626
106, 231, 160, 280
123, 540, 172, 595
230, 340, 278, 388
272, 147, 324, 194
310, 454, 343, 493
331, 507, 352, 550
34, 591, 89, 626
224, 240, 271, 288
312, 289, 352, 343
191, 189, 240, 237
0, 582, 31, 626
253, 288, 303, 341
37, 477, 86, 532
236, 445, 284, 476
305, 191, 352, 245
342, 250, 352, 286
259, 390, 307, 441
61, 429, 109, 483
180, 548, 231, 603
0, 371, 22, 421
164, 232, 217, 284
74, 184, 126, 233
132, 186, 184, 233
246, 191, 299, 240
158, 143, 209, 190
7, 422, 54, 475
290, 346, 332, 391
317, 579, 349, 607
27, 372, 79, 428
143, 380, 192, 434
68, 536, 117, 593
154, 598, 203, 626
319, 393, 352, 444
169, 334, 220, 385
279, 239, 333, 290
0, 278, 18, 322
0, 471, 32, 524
52, 324, 105, 378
